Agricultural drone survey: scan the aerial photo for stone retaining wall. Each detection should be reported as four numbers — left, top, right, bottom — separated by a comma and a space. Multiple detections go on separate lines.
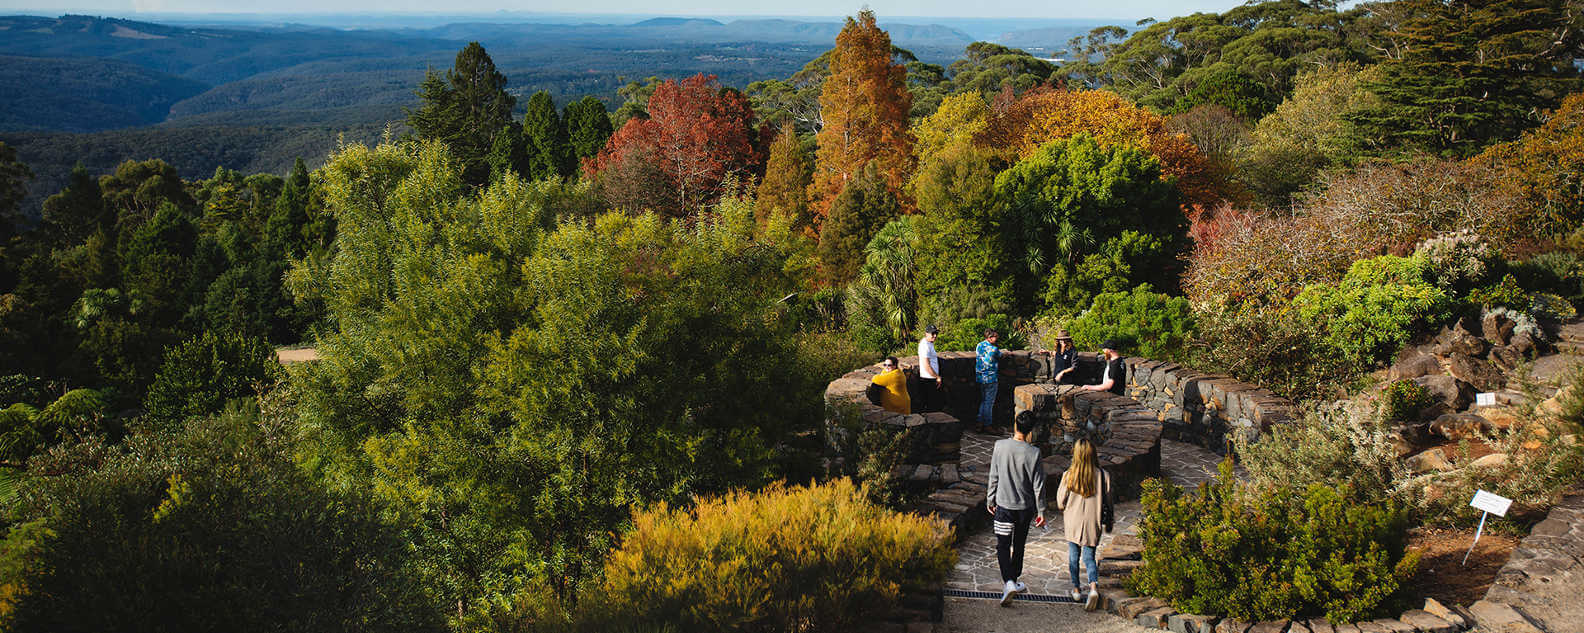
1466, 489, 1584, 633
1119, 357, 1296, 454
1013, 382, 1163, 498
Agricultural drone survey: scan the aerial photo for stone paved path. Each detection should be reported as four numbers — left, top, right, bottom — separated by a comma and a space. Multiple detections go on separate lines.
944, 433, 1222, 596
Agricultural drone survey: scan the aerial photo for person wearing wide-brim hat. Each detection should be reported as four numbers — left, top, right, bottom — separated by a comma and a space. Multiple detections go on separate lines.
1050, 330, 1079, 385
1081, 338, 1126, 396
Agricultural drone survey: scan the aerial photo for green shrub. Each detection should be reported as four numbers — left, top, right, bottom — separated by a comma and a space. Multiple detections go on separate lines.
1234, 400, 1407, 507
1513, 251, 1584, 306
585, 479, 954, 633
1190, 302, 1359, 402
1293, 255, 1453, 365
1129, 461, 1418, 623
1380, 379, 1436, 422
935, 314, 1024, 351
1064, 285, 1194, 361
0, 389, 115, 464
2, 411, 441, 632
143, 331, 282, 428
1466, 273, 1527, 310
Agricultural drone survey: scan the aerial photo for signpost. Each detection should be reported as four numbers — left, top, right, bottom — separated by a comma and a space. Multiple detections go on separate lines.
1464, 489, 1513, 566
1475, 392, 1497, 407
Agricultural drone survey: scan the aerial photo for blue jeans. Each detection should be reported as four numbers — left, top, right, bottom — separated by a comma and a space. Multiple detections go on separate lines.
977, 381, 997, 426
1068, 541, 1098, 588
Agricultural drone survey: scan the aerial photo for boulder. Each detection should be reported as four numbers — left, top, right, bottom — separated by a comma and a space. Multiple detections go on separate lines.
1214, 620, 1253, 633
1472, 452, 1509, 468
1430, 413, 1490, 440
1433, 326, 1489, 358
1536, 385, 1574, 418
1483, 311, 1516, 346
1138, 606, 1177, 629
1488, 345, 1523, 371
1247, 621, 1289, 633
1508, 332, 1538, 357
1467, 600, 1545, 633
1422, 598, 1468, 629
1446, 353, 1505, 392
1480, 407, 1523, 430
1399, 609, 1458, 633
1407, 447, 1453, 473
1170, 614, 1221, 633
1388, 348, 1441, 381
1413, 375, 1475, 412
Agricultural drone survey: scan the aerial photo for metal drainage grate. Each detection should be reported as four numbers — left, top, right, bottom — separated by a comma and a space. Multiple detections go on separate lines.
942, 589, 1079, 604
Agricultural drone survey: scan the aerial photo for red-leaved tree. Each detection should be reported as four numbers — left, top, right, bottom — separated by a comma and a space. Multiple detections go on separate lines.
588, 74, 762, 215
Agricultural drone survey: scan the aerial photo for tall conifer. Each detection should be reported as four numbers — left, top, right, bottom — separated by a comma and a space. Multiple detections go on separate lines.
809, 10, 914, 219
565, 96, 615, 164
405, 43, 516, 185
1351, 0, 1584, 156
756, 125, 811, 228
522, 91, 574, 180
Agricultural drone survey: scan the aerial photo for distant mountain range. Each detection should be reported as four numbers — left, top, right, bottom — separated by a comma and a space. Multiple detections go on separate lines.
0, 12, 1114, 216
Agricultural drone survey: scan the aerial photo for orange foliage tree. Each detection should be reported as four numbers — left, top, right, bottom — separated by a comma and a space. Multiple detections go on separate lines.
809, 10, 914, 220
1478, 91, 1584, 239
979, 86, 1236, 221
588, 74, 762, 215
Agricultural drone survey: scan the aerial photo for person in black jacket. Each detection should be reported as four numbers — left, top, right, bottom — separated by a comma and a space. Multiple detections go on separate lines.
1081, 338, 1126, 396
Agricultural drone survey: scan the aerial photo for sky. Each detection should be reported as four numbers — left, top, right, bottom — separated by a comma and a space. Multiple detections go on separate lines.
0, 0, 1252, 21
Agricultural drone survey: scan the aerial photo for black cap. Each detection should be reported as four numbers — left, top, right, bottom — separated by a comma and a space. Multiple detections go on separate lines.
924, 325, 939, 334
1100, 338, 1122, 351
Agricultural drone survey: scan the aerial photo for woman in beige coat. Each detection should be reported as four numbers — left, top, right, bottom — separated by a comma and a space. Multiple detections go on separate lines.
1056, 438, 1109, 610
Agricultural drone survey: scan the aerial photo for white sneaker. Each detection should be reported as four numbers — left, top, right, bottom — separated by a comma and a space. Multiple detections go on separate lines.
1000, 580, 1017, 606
1069, 586, 1082, 602
1011, 580, 1027, 594
1085, 585, 1101, 611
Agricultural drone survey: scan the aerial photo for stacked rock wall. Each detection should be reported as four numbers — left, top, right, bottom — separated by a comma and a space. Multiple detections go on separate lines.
1118, 357, 1296, 454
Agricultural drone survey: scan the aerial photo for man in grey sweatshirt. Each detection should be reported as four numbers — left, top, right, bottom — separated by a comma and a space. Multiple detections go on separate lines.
986, 410, 1047, 605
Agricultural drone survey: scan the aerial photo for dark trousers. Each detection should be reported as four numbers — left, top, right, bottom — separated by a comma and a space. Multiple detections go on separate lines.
993, 506, 1036, 582
911, 376, 943, 413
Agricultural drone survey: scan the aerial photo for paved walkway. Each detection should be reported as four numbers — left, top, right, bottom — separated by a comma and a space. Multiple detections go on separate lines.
944, 433, 1222, 596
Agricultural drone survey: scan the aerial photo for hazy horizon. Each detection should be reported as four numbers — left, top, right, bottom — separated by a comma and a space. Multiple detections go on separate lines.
0, 1, 1247, 22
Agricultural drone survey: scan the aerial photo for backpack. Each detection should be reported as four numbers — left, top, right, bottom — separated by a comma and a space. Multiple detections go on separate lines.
1100, 469, 1114, 533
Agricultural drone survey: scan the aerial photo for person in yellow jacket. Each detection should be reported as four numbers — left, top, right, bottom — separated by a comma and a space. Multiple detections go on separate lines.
870, 356, 911, 414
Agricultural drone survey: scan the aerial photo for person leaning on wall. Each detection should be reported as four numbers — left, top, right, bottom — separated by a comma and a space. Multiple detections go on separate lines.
868, 356, 910, 414
1080, 338, 1126, 396
1050, 330, 1078, 385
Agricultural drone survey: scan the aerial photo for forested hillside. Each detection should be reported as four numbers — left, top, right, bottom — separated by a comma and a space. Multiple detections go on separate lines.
0, 56, 206, 132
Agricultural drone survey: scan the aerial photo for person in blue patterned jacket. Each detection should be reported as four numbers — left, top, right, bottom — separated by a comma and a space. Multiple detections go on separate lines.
975, 329, 1009, 433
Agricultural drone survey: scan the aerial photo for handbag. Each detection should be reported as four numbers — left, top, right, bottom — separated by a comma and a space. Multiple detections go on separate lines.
1100, 469, 1114, 533
865, 381, 885, 406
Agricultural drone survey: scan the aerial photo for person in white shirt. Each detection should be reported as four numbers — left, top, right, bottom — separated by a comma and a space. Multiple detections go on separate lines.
915, 325, 942, 412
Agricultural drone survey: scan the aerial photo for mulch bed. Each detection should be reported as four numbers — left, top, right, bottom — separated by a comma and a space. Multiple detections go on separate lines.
1405, 526, 1519, 607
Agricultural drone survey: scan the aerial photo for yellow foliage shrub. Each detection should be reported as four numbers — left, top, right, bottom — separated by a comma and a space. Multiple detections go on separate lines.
978, 87, 1237, 218
588, 479, 955, 632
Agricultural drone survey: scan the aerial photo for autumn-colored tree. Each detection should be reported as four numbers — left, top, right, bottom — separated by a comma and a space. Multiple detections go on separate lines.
588, 74, 761, 215
810, 10, 914, 219
1479, 91, 1584, 238
979, 87, 1234, 221
756, 125, 811, 228
911, 92, 991, 168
